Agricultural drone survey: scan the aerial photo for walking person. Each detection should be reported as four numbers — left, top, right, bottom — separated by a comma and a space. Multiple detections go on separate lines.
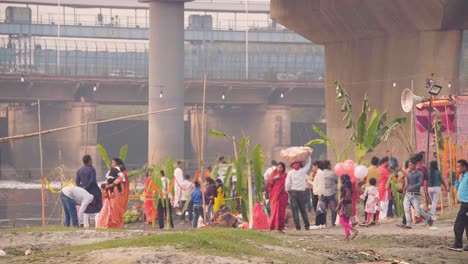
60, 186, 94, 227
427, 161, 448, 220
321, 160, 339, 227
285, 156, 311, 231
336, 174, 358, 240
267, 162, 289, 232
191, 181, 204, 228
402, 159, 433, 229
75, 155, 102, 228
378, 157, 391, 221
448, 159, 468, 252
310, 160, 325, 229
360, 178, 381, 226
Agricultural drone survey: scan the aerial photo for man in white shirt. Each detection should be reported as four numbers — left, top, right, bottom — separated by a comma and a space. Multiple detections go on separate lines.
60, 185, 94, 227
174, 161, 184, 214
285, 156, 312, 230
264, 160, 278, 181
179, 174, 195, 223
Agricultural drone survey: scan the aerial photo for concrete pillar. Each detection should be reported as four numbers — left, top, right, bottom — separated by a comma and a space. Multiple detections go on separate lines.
7, 102, 99, 179
193, 105, 291, 166
271, 0, 467, 163
324, 31, 461, 163
146, 0, 190, 164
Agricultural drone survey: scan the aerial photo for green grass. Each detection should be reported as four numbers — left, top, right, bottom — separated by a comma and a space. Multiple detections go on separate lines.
28, 228, 306, 263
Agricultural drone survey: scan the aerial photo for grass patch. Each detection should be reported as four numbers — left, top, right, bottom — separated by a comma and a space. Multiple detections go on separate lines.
34, 228, 306, 263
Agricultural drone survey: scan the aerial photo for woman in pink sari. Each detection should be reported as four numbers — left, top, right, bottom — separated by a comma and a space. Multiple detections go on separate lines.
97, 158, 129, 229
268, 162, 288, 232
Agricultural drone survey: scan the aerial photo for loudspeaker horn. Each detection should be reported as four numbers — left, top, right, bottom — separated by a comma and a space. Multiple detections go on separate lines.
401, 88, 428, 113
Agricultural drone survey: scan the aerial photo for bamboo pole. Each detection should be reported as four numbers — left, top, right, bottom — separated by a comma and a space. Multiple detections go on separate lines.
201, 75, 208, 224
38, 99, 45, 226
0, 108, 176, 143
433, 117, 443, 213
84, 111, 89, 155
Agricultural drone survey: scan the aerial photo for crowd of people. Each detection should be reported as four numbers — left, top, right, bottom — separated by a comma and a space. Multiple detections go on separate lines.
60, 151, 468, 251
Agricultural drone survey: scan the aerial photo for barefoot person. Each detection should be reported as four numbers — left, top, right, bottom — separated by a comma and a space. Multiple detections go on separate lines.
268, 162, 288, 232
337, 174, 358, 240
97, 158, 129, 229
448, 159, 468, 252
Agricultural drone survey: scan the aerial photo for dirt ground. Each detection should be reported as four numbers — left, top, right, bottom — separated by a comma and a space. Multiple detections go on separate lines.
0, 210, 467, 264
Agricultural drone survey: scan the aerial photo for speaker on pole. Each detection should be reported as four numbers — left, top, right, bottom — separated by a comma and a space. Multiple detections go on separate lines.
401, 88, 429, 113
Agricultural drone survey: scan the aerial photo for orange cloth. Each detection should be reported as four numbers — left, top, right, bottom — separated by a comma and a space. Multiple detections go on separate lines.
97, 171, 130, 229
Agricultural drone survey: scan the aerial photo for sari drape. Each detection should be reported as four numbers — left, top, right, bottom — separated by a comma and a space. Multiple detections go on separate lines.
97, 170, 130, 229
267, 169, 288, 231
143, 176, 154, 224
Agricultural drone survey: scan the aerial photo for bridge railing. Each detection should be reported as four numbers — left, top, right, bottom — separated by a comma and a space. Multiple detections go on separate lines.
0, 36, 325, 82
0, 4, 286, 32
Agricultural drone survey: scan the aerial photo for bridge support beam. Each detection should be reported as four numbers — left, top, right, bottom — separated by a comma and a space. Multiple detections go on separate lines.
147, 0, 188, 163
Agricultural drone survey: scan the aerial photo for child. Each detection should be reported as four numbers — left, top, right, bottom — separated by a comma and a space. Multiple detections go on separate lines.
360, 178, 381, 226
336, 174, 358, 241
102, 167, 122, 198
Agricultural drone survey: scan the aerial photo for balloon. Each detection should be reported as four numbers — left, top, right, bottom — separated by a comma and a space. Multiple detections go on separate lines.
343, 160, 356, 175
354, 165, 368, 180
334, 163, 345, 177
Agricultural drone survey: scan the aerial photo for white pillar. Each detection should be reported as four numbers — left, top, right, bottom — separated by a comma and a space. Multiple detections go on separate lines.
146, 0, 188, 163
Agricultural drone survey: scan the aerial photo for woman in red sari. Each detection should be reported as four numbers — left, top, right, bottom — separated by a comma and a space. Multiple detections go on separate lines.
97, 158, 130, 229
268, 162, 288, 232
143, 171, 154, 224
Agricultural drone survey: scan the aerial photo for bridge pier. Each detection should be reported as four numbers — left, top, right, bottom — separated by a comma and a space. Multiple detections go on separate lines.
7, 102, 100, 179
146, 0, 191, 164
271, 0, 468, 162
191, 105, 291, 165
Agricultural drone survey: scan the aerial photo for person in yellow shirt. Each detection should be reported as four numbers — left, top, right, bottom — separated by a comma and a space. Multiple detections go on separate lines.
361, 157, 380, 224
214, 178, 225, 212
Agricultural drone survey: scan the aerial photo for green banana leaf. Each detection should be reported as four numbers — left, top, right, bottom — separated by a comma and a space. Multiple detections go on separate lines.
119, 144, 128, 162
252, 144, 265, 203
97, 144, 111, 170
208, 130, 227, 137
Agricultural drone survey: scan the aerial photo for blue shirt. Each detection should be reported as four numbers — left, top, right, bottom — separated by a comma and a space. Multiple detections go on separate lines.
75, 165, 102, 213
455, 171, 468, 203
406, 169, 424, 194
191, 188, 203, 205
427, 170, 441, 187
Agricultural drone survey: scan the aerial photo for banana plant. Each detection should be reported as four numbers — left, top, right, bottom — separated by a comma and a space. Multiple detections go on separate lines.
335, 82, 407, 164
164, 157, 175, 230
252, 144, 265, 203
305, 125, 348, 162
97, 144, 129, 169
209, 130, 266, 223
